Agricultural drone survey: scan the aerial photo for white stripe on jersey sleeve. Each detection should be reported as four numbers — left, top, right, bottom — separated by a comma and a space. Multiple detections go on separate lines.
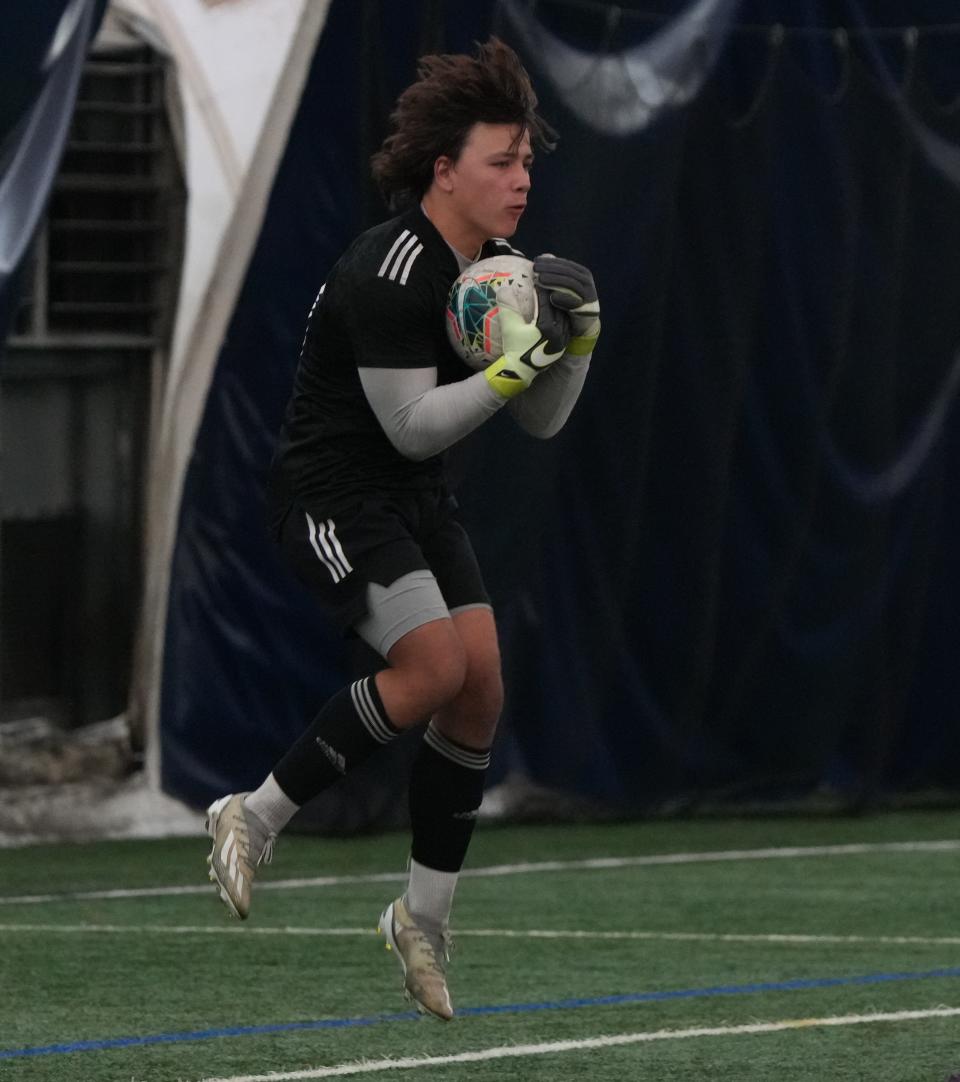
398, 243, 424, 285
387, 233, 419, 281
377, 230, 410, 278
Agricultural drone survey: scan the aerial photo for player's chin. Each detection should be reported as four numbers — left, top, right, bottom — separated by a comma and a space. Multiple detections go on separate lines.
498, 211, 523, 236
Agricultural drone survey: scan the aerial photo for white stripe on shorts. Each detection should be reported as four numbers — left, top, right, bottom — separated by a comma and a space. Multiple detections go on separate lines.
305, 512, 351, 583
320, 518, 352, 576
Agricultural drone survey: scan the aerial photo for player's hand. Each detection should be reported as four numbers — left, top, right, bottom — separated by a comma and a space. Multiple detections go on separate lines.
484, 286, 571, 399
533, 254, 601, 355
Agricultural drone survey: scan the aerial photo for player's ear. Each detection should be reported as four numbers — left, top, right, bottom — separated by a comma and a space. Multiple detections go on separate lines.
434, 155, 456, 192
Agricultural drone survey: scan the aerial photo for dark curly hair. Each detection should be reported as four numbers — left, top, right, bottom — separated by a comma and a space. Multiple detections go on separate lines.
371, 38, 557, 211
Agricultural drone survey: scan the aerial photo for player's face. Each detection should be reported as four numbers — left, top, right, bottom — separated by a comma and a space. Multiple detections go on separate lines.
445, 122, 533, 248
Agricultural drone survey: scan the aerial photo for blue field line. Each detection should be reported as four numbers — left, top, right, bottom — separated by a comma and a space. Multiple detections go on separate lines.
3, 965, 960, 1060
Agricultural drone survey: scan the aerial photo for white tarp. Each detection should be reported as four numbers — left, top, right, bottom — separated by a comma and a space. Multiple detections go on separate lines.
106, 0, 332, 791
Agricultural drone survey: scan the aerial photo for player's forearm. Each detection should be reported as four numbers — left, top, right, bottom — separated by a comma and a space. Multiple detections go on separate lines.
359, 366, 506, 461
506, 353, 591, 438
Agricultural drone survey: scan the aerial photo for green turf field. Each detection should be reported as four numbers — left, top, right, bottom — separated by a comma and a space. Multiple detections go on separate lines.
2, 810, 960, 1081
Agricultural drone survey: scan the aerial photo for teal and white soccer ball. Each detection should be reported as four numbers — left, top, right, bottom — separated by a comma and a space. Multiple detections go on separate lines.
445, 255, 536, 370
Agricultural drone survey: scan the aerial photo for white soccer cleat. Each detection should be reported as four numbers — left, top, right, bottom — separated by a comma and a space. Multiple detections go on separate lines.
205, 793, 275, 920
378, 896, 454, 1021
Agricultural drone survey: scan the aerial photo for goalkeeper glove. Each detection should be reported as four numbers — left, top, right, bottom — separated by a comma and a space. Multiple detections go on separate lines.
533, 254, 601, 355
484, 285, 571, 399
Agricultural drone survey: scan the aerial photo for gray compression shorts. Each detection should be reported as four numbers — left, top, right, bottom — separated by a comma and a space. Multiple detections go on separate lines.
354, 569, 491, 659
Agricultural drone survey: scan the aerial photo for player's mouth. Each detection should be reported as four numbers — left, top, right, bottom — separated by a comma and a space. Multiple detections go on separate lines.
506, 203, 526, 217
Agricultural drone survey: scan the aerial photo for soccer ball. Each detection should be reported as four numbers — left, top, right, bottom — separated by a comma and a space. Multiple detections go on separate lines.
445, 255, 536, 370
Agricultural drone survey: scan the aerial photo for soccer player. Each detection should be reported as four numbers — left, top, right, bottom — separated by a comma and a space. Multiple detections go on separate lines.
205, 37, 600, 1020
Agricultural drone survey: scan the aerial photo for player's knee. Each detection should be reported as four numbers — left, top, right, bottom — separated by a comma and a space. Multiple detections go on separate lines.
425, 640, 469, 708
442, 654, 503, 750
463, 660, 503, 726
395, 635, 468, 717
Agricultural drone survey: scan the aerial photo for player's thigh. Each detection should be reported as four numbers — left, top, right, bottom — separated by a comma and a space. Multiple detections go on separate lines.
353, 551, 498, 729
352, 566, 469, 725
354, 569, 450, 660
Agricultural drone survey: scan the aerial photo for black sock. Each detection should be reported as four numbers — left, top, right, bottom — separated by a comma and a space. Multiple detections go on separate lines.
273, 676, 398, 805
409, 722, 491, 873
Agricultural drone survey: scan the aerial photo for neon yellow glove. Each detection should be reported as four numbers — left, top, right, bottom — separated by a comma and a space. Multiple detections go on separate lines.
484, 288, 571, 399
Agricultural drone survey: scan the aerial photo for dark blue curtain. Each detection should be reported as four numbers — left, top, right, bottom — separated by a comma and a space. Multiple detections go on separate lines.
161, 0, 960, 821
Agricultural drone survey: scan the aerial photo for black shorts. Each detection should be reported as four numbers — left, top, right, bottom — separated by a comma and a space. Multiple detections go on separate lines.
275, 488, 490, 632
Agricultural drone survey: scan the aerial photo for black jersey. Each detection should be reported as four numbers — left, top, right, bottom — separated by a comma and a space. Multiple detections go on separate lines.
270, 206, 516, 510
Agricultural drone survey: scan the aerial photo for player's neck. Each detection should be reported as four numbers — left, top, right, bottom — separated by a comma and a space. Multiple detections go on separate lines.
419, 196, 483, 264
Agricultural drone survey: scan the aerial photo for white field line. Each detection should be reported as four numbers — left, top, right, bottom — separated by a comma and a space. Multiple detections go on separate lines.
2, 838, 958, 907
196, 1007, 960, 1082
3, 923, 960, 949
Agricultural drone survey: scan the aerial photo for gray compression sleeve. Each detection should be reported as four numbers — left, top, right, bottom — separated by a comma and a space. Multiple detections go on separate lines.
507, 352, 591, 439
359, 366, 507, 462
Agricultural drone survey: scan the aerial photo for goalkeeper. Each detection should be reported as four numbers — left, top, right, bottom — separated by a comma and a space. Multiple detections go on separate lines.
205, 37, 600, 1021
